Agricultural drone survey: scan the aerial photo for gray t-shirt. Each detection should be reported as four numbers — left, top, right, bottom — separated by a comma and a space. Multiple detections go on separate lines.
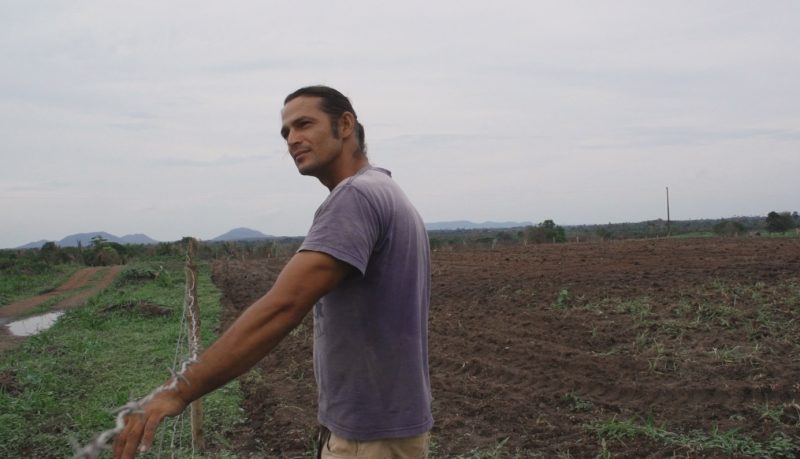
299, 166, 433, 441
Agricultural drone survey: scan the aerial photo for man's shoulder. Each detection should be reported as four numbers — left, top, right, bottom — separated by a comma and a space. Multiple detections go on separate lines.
334, 167, 396, 197
349, 166, 392, 187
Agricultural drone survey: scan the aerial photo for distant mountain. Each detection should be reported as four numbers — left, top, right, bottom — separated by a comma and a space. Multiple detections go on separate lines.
17, 232, 159, 249
211, 227, 274, 242
119, 233, 160, 245
425, 220, 533, 231
17, 239, 49, 250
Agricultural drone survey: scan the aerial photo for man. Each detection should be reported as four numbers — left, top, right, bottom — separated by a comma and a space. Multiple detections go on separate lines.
113, 86, 433, 459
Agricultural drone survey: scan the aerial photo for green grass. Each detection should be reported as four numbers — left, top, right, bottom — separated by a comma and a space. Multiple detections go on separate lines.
0, 257, 245, 458
0, 263, 79, 307
588, 416, 799, 458
429, 436, 543, 458
667, 231, 716, 239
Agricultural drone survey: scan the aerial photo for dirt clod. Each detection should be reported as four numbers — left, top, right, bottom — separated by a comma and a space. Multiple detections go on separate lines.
0, 368, 23, 396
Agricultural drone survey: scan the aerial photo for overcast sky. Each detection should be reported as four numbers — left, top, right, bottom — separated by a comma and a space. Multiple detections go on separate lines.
2, 1, 798, 248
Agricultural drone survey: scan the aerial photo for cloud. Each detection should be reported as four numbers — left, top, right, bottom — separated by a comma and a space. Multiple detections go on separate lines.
584, 126, 800, 149
153, 154, 270, 168
1, 1, 799, 247
1, 180, 71, 194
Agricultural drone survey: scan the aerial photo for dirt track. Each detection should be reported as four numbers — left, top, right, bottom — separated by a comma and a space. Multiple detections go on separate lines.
212, 237, 800, 458
0, 266, 122, 352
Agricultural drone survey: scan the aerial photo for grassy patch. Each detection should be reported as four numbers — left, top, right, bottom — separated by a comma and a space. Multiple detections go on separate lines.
0, 257, 244, 458
614, 297, 652, 321
588, 416, 799, 458
430, 436, 542, 458
0, 263, 79, 307
562, 392, 594, 413
667, 231, 715, 239
551, 289, 572, 309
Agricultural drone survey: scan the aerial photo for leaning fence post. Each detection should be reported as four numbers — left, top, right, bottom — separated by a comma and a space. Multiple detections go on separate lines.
184, 238, 205, 452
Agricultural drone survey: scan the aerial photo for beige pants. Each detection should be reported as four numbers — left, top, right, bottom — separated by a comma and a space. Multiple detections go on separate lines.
320, 431, 430, 459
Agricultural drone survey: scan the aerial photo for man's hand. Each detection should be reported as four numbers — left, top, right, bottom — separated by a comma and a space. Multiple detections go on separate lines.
112, 390, 188, 459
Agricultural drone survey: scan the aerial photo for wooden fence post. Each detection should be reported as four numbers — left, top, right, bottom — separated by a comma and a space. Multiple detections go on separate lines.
184, 238, 205, 452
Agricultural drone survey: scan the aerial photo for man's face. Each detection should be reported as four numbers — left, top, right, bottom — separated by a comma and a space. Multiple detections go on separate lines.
280, 96, 343, 178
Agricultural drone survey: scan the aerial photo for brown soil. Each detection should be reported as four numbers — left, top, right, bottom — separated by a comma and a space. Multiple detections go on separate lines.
0, 265, 122, 352
211, 237, 800, 458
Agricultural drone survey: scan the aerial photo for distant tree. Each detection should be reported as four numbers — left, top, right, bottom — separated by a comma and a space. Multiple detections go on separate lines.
95, 246, 121, 266
713, 220, 747, 236
156, 242, 177, 256
39, 242, 61, 264
595, 227, 612, 240
83, 235, 129, 265
495, 231, 514, 243
525, 220, 566, 244
90, 235, 108, 248
765, 211, 796, 233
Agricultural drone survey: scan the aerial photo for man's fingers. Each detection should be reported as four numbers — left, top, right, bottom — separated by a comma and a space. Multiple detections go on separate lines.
140, 412, 166, 452
112, 414, 135, 458
116, 413, 147, 459
122, 421, 145, 459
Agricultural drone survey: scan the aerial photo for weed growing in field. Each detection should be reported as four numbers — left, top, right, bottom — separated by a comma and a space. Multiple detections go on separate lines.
428, 436, 542, 459
694, 301, 739, 328
562, 392, 594, 412
757, 402, 800, 426
710, 346, 751, 365
634, 330, 650, 352
760, 402, 786, 424
447, 438, 509, 459
646, 340, 678, 373
614, 297, 651, 322
552, 289, 571, 309
588, 416, 799, 458
595, 438, 611, 459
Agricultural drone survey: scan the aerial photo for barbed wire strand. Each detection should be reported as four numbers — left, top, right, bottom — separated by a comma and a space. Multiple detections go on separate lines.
183, 257, 200, 458
158, 315, 188, 459
184, 262, 201, 362
169, 413, 181, 459
72, 250, 203, 459
157, 339, 185, 456
179, 409, 188, 457
158, 284, 190, 458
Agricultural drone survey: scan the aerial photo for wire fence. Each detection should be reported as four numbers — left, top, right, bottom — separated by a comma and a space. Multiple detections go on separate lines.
72, 240, 202, 459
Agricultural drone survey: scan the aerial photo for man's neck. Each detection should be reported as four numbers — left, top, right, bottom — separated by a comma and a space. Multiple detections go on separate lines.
319, 155, 370, 191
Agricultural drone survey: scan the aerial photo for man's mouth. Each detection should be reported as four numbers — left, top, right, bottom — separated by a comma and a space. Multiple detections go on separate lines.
292, 149, 310, 161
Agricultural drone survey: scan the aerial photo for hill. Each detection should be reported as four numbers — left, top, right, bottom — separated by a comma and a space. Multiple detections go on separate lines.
17, 232, 159, 249
211, 227, 274, 242
425, 220, 533, 231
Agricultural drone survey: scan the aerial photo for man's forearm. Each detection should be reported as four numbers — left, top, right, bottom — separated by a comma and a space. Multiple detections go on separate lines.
172, 290, 309, 404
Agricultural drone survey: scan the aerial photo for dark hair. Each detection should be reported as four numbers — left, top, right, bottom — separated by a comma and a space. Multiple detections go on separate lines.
284, 85, 367, 155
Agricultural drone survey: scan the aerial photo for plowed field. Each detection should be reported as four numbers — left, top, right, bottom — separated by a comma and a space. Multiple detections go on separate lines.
211, 237, 800, 458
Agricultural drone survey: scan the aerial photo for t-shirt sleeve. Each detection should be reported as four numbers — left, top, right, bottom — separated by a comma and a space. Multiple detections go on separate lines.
299, 185, 381, 276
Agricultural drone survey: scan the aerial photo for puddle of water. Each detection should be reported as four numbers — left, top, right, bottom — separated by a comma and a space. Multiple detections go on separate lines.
6, 311, 64, 337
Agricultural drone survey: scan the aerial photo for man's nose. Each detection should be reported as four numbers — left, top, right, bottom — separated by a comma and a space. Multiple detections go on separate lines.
287, 129, 302, 146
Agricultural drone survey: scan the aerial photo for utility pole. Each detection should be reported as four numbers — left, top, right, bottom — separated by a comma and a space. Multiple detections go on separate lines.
666, 187, 671, 236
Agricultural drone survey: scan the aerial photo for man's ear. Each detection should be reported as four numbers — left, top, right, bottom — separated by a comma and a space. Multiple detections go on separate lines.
339, 112, 356, 138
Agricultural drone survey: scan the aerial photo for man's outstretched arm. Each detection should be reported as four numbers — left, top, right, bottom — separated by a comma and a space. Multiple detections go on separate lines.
113, 250, 352, 459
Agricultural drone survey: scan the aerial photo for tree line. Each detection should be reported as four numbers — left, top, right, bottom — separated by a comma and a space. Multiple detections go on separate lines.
4, 211, 798, 270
